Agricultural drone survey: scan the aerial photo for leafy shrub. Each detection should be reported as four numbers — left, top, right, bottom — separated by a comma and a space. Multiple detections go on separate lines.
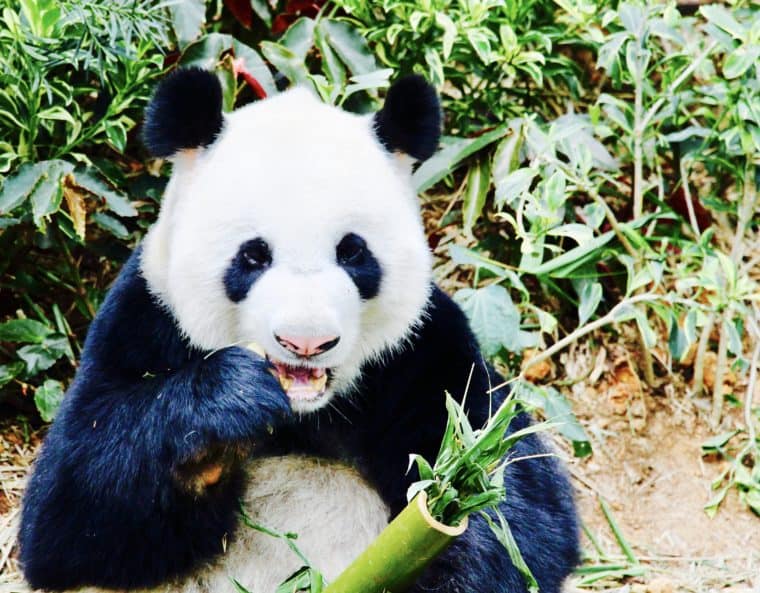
0, 0, 172, 414
333, 0, 587, 133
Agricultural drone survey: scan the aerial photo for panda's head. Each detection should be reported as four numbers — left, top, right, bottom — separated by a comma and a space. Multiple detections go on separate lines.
141, 68, 440, 413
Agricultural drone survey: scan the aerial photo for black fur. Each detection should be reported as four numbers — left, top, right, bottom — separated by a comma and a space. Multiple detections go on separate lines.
336, 233, 382, 300
20, 249, 579, 593
224, 238, 273, 303
142, 68, 224, 158
374, 75, 441, 162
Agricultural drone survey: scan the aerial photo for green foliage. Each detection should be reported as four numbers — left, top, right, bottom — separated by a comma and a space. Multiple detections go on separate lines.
0, 0, 171, 417
333, 0, 585, 134
407, 391, 555, 592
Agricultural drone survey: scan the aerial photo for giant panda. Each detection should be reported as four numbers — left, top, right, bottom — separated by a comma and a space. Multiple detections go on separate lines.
19, 68, 579, 593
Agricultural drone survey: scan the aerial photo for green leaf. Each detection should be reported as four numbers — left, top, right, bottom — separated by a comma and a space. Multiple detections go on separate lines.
231, 40, 277, 96
181, 33, 231, 69
342, 69, 392, 101
435, 13, 457, 60
0, 361, 24, 387
18, 344, 59, 375
413, 126, 509, 193
514, 382, 591, 456
494, 168, 536, 209
282, 17, 316, 60
462, 157, 491, 237
260, 42, 311, 87
466, 28, 493, 64
34, 379, 65, 422
482, 510, 539, 593
668, 315, 689, 362
30, 160, 73, 227
424, 47, 444, 88
699, 5, 747, 40
320, 20, 376, 75
525, 215, 655, 277
0, 160, 69, 218
632, 308, 656, 349
704, 486, 729, 518
92, 212, 129, 239
231, 578, 253, 593
105, 121, 127, 153
250, 0, 271, 27
723, 45, 760, 79
578, 281, 603, 325
453, 285, 521, 357
170, 0, 207, 48
701, 429, 739, 453
72, 169, 137, 217
618, 3, 645, 36
0, 318, 52, 343
315, 25, 345, 99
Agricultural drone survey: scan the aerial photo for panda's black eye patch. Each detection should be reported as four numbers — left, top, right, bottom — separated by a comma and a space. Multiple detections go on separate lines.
224, 238, 271, 302
241, 238, 272, 269
336, 233, 367, 265
336, 233, 381, 300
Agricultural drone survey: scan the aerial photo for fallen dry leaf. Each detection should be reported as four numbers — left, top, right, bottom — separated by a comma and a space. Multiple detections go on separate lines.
522, 348, 554, 382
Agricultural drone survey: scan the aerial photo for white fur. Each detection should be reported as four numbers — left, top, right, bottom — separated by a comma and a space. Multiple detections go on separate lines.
142, 88, 433, 411
77, 456, 389, 593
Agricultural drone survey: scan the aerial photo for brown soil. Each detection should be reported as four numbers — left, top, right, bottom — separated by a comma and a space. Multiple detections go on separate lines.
560, 341, 760, 592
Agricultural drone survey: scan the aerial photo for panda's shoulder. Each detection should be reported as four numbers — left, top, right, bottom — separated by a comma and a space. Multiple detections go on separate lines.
81, 247, 190, 374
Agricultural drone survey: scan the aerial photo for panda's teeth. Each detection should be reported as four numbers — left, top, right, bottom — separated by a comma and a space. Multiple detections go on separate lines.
281, 376, 295, 392
310, 373, 328, 392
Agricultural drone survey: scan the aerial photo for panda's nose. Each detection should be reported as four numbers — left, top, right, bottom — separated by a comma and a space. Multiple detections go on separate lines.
274, 334, 340, 358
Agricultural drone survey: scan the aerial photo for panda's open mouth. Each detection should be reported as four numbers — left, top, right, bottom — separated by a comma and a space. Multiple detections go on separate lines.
269, 359, 333, 402
245, 343, 334, 404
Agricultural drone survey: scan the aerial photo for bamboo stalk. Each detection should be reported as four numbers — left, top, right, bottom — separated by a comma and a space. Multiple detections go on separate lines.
323, 493, 467, 593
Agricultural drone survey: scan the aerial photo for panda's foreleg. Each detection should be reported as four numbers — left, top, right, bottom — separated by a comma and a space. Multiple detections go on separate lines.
18, 346, 290, 592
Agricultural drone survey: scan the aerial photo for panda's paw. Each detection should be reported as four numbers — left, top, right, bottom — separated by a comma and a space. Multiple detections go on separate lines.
200, 346, 292, 438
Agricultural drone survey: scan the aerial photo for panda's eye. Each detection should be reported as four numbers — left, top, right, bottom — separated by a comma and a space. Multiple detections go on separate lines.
241, 238, 272, 269
336, 233, 367, 266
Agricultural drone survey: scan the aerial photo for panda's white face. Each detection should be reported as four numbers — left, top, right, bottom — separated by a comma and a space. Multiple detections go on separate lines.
142, 89, 432, 412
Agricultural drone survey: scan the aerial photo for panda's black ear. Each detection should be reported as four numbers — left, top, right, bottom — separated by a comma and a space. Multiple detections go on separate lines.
373, 75, 441, 162
142, 68, 224, 158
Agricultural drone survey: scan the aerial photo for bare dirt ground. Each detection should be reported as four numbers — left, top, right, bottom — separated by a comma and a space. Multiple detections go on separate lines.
559, 341, 760, 593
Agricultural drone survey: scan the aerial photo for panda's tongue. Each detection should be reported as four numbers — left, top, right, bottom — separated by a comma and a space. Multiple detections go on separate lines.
272, 361, 327, 401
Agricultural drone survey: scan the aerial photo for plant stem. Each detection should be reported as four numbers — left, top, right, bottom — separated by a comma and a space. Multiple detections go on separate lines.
679, 159, 701, 238
730, 159, 757, 263
519, 293, 661, 379
632, 60, 645, 221
710, 317, 729, 429
691, 312, 715, 398
744, 339, 759, 448
639, 40, 719, 131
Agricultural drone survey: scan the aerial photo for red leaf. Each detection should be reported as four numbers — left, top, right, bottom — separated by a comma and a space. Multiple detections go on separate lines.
272, 14, 296, 35
224, 0, 253, 28
231, 57, 268, 99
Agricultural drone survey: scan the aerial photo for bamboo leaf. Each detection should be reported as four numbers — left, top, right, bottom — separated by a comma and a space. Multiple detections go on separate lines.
462, 157, 491, 237
413, 126, 509, 193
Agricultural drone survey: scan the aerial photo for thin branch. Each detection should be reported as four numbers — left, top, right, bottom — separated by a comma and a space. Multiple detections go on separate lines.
639, 40, 719, 131
679, 159, 701, 238
518, 293, 662, 380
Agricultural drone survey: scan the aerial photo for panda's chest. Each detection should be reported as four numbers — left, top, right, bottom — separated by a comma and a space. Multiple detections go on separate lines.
192, 455, 390, 593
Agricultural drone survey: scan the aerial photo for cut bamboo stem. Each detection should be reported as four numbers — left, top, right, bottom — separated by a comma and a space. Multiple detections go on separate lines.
323, 492, 468, 593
